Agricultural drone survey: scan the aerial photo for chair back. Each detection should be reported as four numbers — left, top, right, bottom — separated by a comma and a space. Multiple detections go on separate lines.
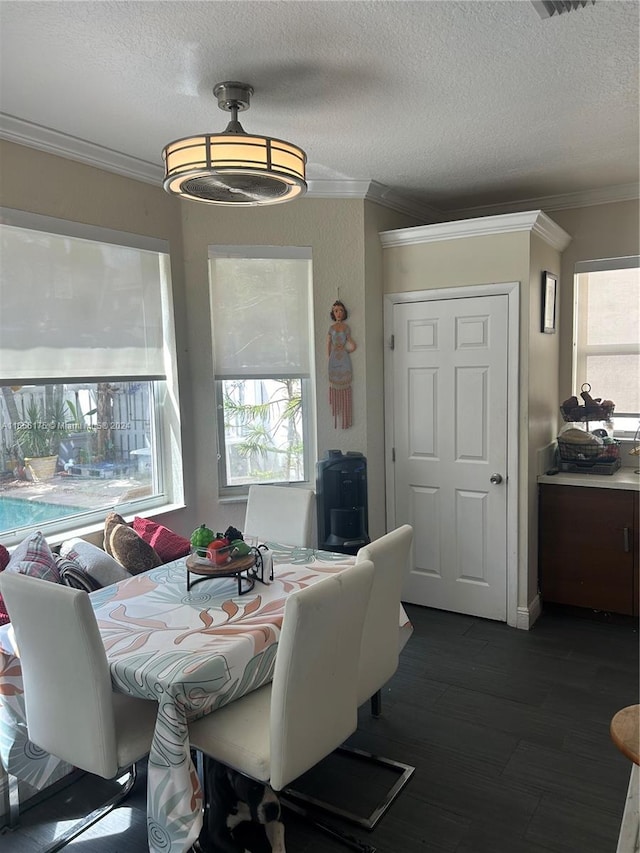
355, 524, 413, 707
0, 572, 120, 778
244, 484, 315, 547
269, 560, 374, 791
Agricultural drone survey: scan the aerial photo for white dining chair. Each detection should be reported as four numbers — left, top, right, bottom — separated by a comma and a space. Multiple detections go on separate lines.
0, 572, 157, 853
284, 524, 415, 831
244, 483, 315, 547
189, 560, 375, 851
356, 524, 414, 714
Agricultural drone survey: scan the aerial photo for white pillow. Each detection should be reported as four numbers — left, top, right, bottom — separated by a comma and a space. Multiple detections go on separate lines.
59, 538, 131, 588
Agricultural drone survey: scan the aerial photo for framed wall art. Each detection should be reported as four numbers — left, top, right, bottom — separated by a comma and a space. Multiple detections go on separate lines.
541, 271, 557, 334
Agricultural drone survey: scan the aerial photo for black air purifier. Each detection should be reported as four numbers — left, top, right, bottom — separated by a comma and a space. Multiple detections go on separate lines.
316, 450, 370, 556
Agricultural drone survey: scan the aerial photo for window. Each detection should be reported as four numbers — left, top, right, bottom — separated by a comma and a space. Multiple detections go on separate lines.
0, 209, 183, 544
208, 247, 314, 494
573, 257, 639, 435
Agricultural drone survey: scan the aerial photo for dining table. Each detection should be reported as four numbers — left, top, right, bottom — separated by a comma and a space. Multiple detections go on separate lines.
0, 541, 414, 853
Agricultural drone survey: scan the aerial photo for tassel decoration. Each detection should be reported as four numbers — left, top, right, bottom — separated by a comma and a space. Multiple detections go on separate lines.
329, 385, 352, 430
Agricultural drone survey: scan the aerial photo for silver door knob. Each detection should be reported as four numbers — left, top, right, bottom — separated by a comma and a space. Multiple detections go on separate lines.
490, 473, 503, 485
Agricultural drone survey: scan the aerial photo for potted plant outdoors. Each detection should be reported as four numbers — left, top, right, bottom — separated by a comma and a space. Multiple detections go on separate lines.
17, 398, 69, 482
61, 396, 95, 468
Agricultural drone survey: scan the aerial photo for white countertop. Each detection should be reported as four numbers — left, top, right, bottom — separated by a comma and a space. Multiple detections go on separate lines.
538, 467, 640, 491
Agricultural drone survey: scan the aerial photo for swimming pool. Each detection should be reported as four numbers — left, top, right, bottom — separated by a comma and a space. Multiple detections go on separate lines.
0, 496, 87, 534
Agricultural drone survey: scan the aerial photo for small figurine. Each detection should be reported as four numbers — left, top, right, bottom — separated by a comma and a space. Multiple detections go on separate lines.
327, 299, 356, 429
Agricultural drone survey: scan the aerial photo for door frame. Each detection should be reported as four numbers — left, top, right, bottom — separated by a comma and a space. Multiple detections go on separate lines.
384, 282, 520, 628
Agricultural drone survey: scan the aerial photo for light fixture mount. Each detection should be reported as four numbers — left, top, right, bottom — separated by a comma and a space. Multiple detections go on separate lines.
162, 80, 307, 206
213, 81, 253, 113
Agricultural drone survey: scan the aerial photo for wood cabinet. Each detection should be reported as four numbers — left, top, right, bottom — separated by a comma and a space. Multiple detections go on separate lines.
539, 484, 638, 616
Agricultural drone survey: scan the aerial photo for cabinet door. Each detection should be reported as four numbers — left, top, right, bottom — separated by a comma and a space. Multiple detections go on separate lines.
539, 485, 635, 615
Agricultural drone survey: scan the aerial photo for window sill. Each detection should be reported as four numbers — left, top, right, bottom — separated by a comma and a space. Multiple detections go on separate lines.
218, 483, 314, 504
4, 501, 187, 552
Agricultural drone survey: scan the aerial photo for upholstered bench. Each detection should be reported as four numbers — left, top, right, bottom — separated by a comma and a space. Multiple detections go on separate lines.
0, 515, 191, 830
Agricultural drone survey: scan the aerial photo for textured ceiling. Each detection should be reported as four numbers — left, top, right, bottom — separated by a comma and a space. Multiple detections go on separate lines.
0, 0, 638, 219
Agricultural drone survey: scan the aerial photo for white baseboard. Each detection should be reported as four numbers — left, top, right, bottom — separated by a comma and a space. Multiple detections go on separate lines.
516, 593, 542, 630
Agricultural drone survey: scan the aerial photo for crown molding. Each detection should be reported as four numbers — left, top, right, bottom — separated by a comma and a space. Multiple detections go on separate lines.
379, 210, 572, 251
1, 113, 636, 223
304, 178, 372, 199
362, 181, 442, 223
0, 114, 438, 219
449, 182, 640, 218
0, 113, 162, 184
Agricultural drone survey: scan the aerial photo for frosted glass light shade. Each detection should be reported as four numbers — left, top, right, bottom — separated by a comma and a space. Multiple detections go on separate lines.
162, 133, 307, 206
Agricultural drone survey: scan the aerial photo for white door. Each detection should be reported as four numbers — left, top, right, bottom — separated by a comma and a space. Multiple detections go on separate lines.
392, 294, 509, 620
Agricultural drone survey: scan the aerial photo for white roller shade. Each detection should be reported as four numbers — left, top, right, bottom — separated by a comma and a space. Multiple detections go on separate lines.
0, 214, 171, 382
209, 251, 312, 378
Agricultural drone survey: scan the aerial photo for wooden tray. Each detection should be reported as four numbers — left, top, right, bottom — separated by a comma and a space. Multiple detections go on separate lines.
185, 553, 257, 594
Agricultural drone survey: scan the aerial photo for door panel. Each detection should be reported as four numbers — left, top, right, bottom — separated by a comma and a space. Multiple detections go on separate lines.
409, 368, 437, 456
394, 295, 508, 620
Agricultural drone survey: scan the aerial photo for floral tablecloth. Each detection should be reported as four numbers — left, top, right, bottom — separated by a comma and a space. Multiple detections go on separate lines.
0, 543, 413, 852
0, 624, 74, 826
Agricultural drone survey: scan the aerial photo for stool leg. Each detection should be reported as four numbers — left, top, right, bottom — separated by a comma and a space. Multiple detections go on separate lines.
616, 763, 639, 853
370, 690, 382, 718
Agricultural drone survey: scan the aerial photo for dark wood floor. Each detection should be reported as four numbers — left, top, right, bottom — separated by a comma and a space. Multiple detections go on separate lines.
2, 602, 638, 853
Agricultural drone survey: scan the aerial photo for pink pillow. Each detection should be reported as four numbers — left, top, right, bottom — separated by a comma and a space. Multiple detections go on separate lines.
132, 517, 191, 563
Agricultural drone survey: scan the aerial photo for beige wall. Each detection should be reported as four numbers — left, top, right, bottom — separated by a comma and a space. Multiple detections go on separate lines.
179, 197, 373, 535
180, 198, 421, 539
0, 140, 420, 542
362, 202, 426, 535
380, 204, 639, 618
382, 231, 529, 293
0, 140, 192, 542
381, 226, 564, 616
527, 234, 563, 606
3, 139, 637, 612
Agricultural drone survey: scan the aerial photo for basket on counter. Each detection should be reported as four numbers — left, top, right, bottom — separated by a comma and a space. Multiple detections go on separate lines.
560, 382, 615, 423
560, 402, 615, 422
556, 438, 621, 463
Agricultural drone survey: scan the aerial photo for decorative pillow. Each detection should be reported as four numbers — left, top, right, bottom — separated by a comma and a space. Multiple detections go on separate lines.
54, 553, 102, 593
0, 544, 10, 571
5, 531, 61, 583
132, 516, 191, 564
60, 537, 131, 587
104, 512, 162, 576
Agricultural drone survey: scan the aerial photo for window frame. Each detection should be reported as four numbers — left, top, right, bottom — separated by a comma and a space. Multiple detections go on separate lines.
214, 376, 314, 496
208, 246, 316, 499
572, 256, 640, 438
0, 209, 184, 546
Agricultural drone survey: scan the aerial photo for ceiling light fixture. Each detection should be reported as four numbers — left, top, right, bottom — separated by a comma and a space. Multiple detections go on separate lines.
162, 81, 307, 206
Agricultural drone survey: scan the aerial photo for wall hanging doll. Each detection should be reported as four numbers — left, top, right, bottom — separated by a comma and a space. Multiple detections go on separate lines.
327, 299, 356, 429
